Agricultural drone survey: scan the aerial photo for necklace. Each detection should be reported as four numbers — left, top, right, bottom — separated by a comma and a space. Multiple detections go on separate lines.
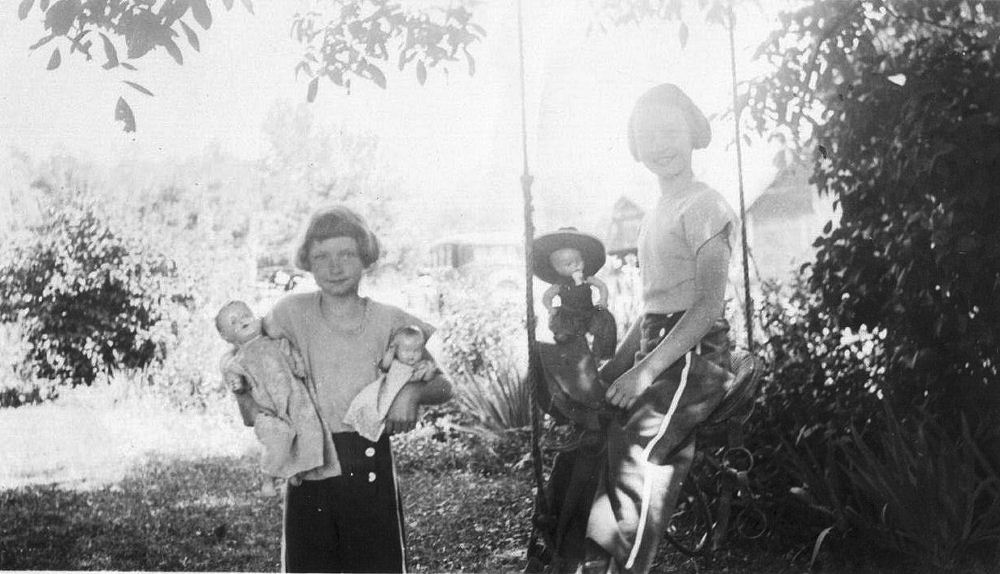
317, 294, 369, 335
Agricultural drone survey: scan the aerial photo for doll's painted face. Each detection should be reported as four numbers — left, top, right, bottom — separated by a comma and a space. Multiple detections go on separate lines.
549, 248, 585, 279
393, 331, 426, 366
631, 103, 694, 178
216, 301, 262, 345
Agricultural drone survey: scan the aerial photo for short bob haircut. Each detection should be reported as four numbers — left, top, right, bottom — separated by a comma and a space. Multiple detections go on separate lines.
294, 206, 381, 271
627, 83, 712, 161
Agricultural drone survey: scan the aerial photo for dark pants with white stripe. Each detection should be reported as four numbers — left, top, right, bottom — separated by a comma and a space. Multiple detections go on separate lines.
587, 313, 733, 573
284, 432, 405, 573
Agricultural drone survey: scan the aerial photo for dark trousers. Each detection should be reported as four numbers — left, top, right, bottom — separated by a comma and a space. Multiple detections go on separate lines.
587, 313, 733, 573
283, 432, 405, 573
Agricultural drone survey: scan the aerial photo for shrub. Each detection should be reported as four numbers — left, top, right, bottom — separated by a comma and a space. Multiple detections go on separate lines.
0, 191, 192, 388
435, 277, 531, 434
749, 0, 1000, 424
747, 275, 1000, 571
751, 275, 886, 445
741, 275, 889, 546
391, 411, 533, 476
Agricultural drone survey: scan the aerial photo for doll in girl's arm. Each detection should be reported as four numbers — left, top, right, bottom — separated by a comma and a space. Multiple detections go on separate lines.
216, 300, 329, 495
344, 325, 436, 441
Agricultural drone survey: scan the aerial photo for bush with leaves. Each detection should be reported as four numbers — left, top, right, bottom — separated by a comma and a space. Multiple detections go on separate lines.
434, 275, 530, 434
737, 276, 885, 545
745, 276, 1000, 568
747, 0, 1000, 424
0, 193, 191, 388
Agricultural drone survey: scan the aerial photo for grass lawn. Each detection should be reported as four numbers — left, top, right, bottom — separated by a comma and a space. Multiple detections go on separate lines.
1, 452, 820, 573
0, 453, 536, 572
0, 392, 820, 572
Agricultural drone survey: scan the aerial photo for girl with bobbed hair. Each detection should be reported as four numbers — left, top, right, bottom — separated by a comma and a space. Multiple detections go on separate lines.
581, 84, 757, 573
234, 205, 452, 573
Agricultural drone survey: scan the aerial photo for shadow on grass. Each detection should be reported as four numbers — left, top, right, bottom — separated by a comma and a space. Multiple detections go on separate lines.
1, 451, 821, 573
0, 452, 537, 572
0, 454, 283, 571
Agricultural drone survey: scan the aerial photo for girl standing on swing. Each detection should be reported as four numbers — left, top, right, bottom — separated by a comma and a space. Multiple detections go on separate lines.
584, 84, 756, 573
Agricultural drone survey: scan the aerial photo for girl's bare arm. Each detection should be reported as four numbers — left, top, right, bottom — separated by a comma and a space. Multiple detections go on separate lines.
605, 232, 731, 408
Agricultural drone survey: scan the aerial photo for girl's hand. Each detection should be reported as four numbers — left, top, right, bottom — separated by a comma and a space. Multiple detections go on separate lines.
409, 359, 439, 382
385, 384, 419, 434
605, 366, 656, 410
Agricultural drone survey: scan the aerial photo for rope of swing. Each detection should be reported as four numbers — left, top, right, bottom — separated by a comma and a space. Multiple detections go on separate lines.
728, 0, 755, 351
515, 0, 549, 562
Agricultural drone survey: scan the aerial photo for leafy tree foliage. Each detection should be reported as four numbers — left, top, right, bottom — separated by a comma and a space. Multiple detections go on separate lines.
16, 0, 483, 131
747, 0, 1000, 417
589, 0, 732, 39
0, 178, 191, 387
292, 0, 484, 101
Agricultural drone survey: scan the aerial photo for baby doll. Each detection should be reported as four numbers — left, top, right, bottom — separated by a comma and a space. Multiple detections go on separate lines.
533, 228, 618, 360
216, 300, 332, 495
344, 325, 429, 442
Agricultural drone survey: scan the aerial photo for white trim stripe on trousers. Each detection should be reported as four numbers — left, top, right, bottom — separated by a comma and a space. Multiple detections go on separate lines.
625, 348, 694, 570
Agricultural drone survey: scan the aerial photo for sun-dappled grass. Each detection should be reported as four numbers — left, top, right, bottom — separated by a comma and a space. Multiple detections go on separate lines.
0, 451, 821, 573
0, 451, 536, 572
0, 395, 856, 573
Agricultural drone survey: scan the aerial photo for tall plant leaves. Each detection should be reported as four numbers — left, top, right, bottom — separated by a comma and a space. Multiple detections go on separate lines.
179, 20, 200, 51
114, 97, 136, 132
44, 0, 79, 36
189, 0, 211, 30
163, 37, 183, 64
46, 47, 61, 70
99, 33, 118, 68
123, 80, 153, 96
18, 0, 34, 20
306, 77, 318, 102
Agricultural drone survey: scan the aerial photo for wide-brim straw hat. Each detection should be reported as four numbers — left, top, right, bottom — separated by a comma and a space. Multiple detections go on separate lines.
532, 227, 607, 284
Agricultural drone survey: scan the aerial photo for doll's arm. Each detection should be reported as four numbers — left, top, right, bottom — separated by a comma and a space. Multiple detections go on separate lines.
380, 345, 397, 372
234, 392, 260, 427
220, 352, 259, 426
587, 276, 610, 308
598, 319, 640, 384
289, 347, 308, 379
541, 284, 560, 312
385, 344, 451, 434
220, 350, 248, 394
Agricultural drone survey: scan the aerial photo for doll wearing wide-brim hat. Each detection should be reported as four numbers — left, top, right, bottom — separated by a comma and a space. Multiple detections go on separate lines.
532, 228, 618, 360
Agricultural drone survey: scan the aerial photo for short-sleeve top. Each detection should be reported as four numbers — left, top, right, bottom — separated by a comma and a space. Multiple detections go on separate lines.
266, 293, 434, 479
637, 182, 737, 314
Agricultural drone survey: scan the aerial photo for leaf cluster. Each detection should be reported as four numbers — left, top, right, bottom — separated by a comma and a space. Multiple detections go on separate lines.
292, 0, 485, 101
588, 0, 734, 37
18, 0, 254, 131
